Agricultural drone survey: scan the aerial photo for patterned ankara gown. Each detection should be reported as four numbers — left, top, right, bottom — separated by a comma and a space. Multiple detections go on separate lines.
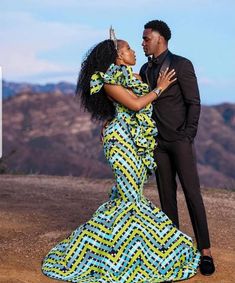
42, 64, 200, 282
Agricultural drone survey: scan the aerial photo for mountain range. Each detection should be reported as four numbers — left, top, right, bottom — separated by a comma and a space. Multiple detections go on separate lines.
2, 80, 76, 99
2, 82, 235, 189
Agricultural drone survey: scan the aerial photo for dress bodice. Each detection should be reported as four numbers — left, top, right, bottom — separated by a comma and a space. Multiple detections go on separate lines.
90, 64, 158, 170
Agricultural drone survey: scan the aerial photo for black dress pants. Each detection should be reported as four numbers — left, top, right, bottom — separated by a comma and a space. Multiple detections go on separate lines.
154, 137, 210, 250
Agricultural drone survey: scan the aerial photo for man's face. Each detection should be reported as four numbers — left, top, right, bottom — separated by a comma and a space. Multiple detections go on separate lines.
142, 28, 161, 56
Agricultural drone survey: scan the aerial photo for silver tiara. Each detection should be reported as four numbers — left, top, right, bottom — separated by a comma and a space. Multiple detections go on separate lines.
109, 25, 118, 50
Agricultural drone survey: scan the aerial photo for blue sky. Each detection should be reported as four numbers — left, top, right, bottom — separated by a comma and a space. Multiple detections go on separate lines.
0, 0, 234, 105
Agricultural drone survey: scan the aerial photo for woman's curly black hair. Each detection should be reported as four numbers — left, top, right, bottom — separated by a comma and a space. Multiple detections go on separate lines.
76, 39, 118, 121
144, 20, 171, 41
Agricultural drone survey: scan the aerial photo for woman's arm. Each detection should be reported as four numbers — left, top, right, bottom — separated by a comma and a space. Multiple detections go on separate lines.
133, 73, 142, 81
104, 68, 176, 111
104, 85, 156, 111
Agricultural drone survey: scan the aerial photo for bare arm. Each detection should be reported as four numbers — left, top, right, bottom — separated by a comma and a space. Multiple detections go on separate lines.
104, 85, 156, 111
133, 73, 142, 81
104, 68, 176, 111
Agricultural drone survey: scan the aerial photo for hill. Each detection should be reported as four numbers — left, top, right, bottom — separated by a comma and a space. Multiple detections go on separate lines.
2, 91, 235, 189
2, 80, 76, 99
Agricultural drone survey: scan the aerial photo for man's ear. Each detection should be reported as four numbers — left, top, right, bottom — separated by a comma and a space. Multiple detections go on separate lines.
159, 35, 165, 44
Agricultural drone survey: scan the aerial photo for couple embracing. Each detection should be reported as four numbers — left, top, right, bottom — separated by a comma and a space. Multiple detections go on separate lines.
41, 20, 215, 282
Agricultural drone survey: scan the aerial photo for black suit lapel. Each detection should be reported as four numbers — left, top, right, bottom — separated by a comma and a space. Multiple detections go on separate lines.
145, 51, 173, 90
159, 51, 173, 73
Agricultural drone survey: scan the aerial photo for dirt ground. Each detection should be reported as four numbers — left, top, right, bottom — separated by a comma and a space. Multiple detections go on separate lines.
0, 175, 234, 283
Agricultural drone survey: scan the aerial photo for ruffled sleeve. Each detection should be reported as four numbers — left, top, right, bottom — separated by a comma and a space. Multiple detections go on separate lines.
90, 63, 158, 171
90, 64, 149, 95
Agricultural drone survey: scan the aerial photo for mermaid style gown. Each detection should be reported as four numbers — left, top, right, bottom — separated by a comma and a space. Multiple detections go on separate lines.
42, 64, 200, 282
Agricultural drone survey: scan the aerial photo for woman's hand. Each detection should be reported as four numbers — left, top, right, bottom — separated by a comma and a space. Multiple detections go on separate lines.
133, 73, 142, 81
156, 68, 176, 91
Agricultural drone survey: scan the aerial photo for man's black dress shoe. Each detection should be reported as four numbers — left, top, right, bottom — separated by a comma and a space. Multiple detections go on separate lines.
199, 255, 215, 276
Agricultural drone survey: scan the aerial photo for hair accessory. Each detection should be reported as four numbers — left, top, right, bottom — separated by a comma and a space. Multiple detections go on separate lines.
109, 25, 118, 50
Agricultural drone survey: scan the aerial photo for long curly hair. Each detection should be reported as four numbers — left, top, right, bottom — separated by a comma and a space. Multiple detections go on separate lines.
76, 39, 119, 121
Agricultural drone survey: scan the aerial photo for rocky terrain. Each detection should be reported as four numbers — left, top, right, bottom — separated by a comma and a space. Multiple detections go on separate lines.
0, 175, 234, 283
196, 103, 235, 188
2, 92, 111, 178
2, 89, 235, 189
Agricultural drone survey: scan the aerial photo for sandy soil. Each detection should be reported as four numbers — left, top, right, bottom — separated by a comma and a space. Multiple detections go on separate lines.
0, 175, 234, 283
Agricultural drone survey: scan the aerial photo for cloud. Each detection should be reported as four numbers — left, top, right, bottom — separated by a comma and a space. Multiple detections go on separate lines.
198, 76, 235, 87
28, 0, 218, 9
26, 0, 158, 8
0, 11, 105, 82
198, 77, 215, 86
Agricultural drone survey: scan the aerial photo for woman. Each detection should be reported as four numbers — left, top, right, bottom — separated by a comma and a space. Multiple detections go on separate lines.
42, 38, 200, 282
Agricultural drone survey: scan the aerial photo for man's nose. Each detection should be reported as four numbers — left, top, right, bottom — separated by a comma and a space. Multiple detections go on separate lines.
142, 41, 145, 47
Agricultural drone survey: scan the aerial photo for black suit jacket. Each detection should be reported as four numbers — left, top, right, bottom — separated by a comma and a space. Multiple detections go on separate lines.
140, 51, 201, 142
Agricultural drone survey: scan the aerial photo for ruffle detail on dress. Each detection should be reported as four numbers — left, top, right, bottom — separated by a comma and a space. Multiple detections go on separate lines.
91, 63, 158, 171
90, 64, 149, 95
125, 110, 158, 170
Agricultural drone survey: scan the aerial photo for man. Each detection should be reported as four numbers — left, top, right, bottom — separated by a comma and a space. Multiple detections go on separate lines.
140, 20, 215, 276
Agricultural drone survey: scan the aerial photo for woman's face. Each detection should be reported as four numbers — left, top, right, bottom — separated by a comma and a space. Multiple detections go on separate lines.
117, 41, 136, 66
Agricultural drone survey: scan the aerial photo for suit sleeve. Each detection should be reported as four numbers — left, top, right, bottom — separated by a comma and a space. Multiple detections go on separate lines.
178, 59, 201, 140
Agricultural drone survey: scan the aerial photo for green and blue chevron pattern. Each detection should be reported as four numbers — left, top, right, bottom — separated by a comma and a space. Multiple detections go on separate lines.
42, 64, 200, 282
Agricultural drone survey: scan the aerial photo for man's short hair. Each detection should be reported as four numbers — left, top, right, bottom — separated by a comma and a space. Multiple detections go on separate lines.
144, 20, 171, 41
